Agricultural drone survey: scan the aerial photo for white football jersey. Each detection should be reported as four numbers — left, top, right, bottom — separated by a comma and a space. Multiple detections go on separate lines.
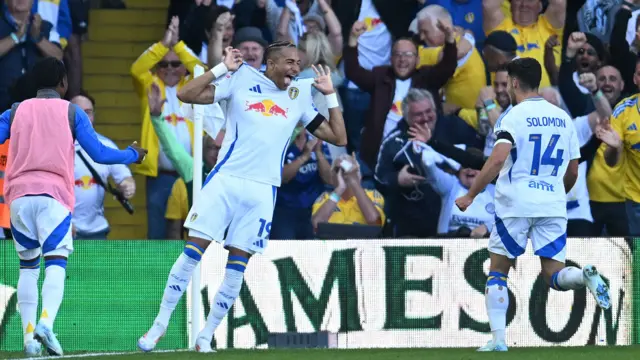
210, 64, 320, 186
493, 97, 581, 219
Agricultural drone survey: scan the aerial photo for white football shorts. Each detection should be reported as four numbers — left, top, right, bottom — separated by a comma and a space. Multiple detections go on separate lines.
488, 216, 568, 262
184, 172, 276, 255
11, 195, 74, 260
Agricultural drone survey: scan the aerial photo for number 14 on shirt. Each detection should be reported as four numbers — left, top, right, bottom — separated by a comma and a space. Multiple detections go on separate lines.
529, 134, 564, 176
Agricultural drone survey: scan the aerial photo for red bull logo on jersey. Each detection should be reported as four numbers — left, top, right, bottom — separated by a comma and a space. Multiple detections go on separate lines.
390, 101, 402, 115
75, 176, 97, 189
364, 17, 383, 31
245, 100, 289, 118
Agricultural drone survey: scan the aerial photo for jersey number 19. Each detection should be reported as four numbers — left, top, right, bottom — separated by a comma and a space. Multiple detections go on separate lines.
528, 134, 564, 176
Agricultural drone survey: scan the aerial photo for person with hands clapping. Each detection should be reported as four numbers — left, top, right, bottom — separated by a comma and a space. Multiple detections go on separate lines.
130, 15, 207, 239
311, 153, 385, 233
0, 1, 65, 111
271, 123, 333, 240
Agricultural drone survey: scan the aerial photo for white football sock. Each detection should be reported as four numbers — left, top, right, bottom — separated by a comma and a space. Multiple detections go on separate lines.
39, 259, 67, 329
486, 272, 509, 345
198, 267, 245, 343
17, 263, 40, 344
552, 266, 585, 291
154, 247, 202, 331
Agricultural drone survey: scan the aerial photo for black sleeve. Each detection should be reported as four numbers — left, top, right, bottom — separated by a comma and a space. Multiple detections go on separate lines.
495, 131, 514, 144
428, 139, 487, 171
611, 8, 638, 96
374, 137, 404, 194
558, 61, 592, 117
305, 114, 325, 133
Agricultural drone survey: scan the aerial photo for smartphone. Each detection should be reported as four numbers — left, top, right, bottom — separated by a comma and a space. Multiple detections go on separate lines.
340, 160, 353, 172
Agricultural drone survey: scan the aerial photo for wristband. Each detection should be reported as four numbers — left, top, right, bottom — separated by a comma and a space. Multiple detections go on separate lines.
10, 33, 19, 44
329, 192, 341, 203
593, 90, 603, 99
325, 93, 339, 109
210, 62, 229, 79
485, 103, 497, 111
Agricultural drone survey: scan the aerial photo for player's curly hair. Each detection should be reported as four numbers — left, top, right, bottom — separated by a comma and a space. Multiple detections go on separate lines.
264, 41, 297, 64
32, 57, 67, 91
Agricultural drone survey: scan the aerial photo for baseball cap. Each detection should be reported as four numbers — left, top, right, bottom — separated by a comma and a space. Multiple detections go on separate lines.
231, 27, 268, 49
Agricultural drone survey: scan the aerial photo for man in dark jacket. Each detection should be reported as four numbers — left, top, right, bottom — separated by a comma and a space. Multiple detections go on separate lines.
375, 88, 481, 237
344, 19, 458, 172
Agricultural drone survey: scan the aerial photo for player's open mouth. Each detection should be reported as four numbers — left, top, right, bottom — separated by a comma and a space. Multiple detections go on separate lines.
601, 85, 613, 94
284, 75, 295, 85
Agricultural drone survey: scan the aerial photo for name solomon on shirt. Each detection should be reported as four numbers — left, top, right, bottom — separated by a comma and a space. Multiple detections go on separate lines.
526, 117, 566, 128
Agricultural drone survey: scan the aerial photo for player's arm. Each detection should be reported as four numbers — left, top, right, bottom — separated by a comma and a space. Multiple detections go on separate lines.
74, 105, 143, 164
563, 159, 579, 193
467, 133, 513, 199
177, 47, 243, 104
0, 109, 10, 144
305, 66, 348, 146
308, 111, 348, 147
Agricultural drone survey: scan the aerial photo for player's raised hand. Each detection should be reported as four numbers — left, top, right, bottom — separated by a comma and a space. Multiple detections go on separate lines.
579, 72, 597, 93
408, 122, 431, 143
311, 64, 334, 95
455, 194, 474, 212
222, 46, 243, 71
596, 123, 622, 149
130, 141, 148, 164
147, 83, 165, 116
566, 32, 587, 58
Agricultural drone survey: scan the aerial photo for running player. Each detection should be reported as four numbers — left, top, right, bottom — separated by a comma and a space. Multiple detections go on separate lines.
138, 42, 347, 353
455, 58, 611, 352
0, 57, 147, 356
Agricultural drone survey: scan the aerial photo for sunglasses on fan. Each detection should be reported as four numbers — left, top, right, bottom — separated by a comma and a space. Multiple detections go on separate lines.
157, 61, 182, 68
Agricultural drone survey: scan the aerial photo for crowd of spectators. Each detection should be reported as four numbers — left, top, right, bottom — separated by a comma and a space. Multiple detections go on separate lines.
3, 0, 640, 240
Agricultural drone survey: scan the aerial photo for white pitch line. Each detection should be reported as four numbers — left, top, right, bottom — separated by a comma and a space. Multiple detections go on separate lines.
5, 349, 190, 360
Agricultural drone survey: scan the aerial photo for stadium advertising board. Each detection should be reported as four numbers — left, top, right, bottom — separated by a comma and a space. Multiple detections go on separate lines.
192, 239, 633, 349
0, 239, 633, 352
0, 241, 188, 352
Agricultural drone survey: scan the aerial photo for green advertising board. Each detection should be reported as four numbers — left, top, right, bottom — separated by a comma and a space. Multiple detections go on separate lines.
0, 241, 188, 352
0, 238, 635, 352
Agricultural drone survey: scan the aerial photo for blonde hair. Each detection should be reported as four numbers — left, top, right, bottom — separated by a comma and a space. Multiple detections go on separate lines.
299, 32, 336, 70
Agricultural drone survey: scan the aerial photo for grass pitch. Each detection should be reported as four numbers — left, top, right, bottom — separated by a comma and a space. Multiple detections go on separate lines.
2, 347, 640, 360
